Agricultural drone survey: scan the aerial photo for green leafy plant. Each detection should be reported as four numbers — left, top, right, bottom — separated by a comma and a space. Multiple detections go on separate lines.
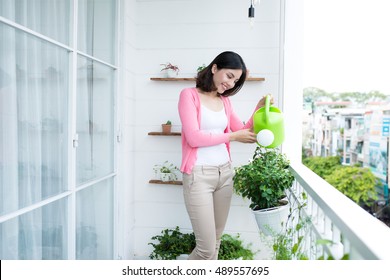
165, 120, 172, 125
148, 226, 195, 260
153, 161, 179, 180
270, 193, 310, 260
303, 156, 380, 207
218, 234, 255, 260
269, 193, 350, 260
196, 63, 206, 72
233, 146, 295, 210
148, 227, 255, 260
303, 156, 341, 179
324, 166, 380, 206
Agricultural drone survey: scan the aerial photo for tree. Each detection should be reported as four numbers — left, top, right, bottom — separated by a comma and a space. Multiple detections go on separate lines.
324, 166, 380, 207
302, 156, 341, 179
303, 87, 388, 106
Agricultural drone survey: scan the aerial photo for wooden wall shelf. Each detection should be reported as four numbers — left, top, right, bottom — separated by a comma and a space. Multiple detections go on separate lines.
150, 77, 265, 82
149, 180, 183, 185
148, 132, 181, 136
151, 77, 195, 81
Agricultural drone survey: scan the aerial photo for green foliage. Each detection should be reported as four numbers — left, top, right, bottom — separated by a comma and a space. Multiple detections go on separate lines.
270, 194, 310, 260
315, 239, 350, 260
149, 227, 255, 260
303, 87, 334, 103
302, 156, 341, 179
303, 156, 380, 206
148, 226, 195, 260
218, 234, 255, 260
153, 160, 179, 179
165, 120, 172, 125
303, 87, 388, 105
196, 64, 207, 72
269, 193, 351, 260
233, 147, 295, 210
324, 166, 380, 206
338, 90, 388, 103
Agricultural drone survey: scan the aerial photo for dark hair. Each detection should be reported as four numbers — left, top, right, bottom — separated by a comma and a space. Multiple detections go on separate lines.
196, 51, 247, 97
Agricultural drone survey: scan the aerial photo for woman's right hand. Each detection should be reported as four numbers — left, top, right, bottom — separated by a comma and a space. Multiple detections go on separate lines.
257, 94, 274, 108
229, 129, 257, 143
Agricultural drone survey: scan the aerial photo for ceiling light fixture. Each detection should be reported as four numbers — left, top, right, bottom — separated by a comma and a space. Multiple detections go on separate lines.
248, 0, 260, 27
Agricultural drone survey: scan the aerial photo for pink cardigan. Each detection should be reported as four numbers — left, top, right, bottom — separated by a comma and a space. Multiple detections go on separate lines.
178, 87, 258, 174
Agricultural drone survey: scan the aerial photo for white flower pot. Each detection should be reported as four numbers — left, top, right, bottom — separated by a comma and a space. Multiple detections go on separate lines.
160, 173, 172, 182
165, 69, 178, 78
252, 201, 290, 236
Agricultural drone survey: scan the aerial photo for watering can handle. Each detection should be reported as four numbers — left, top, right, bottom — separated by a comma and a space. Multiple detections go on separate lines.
264, 95, 270, 124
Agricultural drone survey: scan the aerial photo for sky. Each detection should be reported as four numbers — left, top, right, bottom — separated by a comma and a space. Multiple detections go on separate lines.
303, 0, 390, 95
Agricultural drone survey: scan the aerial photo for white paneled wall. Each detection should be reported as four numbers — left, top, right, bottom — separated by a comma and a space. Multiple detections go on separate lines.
121, 0, 284, 259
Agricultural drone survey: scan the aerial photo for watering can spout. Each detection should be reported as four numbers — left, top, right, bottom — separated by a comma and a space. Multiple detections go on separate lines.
253, 95, 285, 148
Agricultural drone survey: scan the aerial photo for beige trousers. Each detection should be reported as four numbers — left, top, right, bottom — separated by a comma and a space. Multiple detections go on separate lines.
182, 162, 234, 260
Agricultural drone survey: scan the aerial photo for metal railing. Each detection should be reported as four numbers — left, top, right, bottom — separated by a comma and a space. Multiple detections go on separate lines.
288, 162, 390, 260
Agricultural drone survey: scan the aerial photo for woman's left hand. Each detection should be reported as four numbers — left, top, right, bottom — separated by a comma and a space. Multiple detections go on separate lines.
257, 94, 274, 108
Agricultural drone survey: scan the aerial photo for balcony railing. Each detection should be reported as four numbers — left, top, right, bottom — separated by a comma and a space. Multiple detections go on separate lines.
287, 162, 390, 260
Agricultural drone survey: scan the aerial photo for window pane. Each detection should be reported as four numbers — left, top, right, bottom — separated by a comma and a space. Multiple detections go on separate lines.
0, 23, 69, 215
78, 0, 117, 64
0, 0, 71, 45
0, 199, 68, 259
76, 56, 114, 185
76, 179, 113, 259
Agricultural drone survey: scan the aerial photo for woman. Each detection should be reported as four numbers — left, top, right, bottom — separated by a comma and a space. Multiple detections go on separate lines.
178, 51, 270, 260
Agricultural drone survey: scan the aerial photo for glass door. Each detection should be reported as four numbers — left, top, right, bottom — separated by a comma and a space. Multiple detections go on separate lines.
0, 0, 118, 260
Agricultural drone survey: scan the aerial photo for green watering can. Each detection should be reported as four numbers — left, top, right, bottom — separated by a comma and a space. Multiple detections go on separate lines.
253, 95, 284, 148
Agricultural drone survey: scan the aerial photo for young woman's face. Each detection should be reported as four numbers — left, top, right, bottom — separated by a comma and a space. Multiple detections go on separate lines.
212, 65, 243, 94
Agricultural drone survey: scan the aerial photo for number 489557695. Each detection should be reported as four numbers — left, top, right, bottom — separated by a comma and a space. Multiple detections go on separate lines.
214, 266, 269, 276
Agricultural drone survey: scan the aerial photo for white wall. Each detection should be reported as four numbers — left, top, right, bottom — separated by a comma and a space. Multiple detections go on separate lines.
121, 0, 286, 259
118, 0, 137, 259
281, 0, 304, 163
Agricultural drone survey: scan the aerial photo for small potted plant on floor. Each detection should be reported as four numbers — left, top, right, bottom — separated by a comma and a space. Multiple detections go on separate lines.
160, 62, 179, 78
218, 233, 256, 260
161, 120, 172, 134
233, 146, 295, 235
153, 160, 179, 182
149, 226, 195, 260
148, 227, 256, 260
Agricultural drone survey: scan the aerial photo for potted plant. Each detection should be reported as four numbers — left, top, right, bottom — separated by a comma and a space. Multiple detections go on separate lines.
233, 146, 295, 235
148, 226, 256, 260
153, 160, 179, 182
148, 226, 195, 260
160, 62, 179, 78
218, 233, 256, 260
196, 63, 206, 73
161, 120, 172, 134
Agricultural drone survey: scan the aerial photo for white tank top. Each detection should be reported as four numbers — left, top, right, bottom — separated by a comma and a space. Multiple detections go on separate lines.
195, 105, 230, 166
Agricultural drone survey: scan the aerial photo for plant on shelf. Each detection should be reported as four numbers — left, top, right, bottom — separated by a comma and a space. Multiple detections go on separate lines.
148, 226, 256, 260
196, 63, 207, 73
233, 146, 295, 235
153, 160, 179, 182
160, 62, 179, 78
161, 120, 172, 134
